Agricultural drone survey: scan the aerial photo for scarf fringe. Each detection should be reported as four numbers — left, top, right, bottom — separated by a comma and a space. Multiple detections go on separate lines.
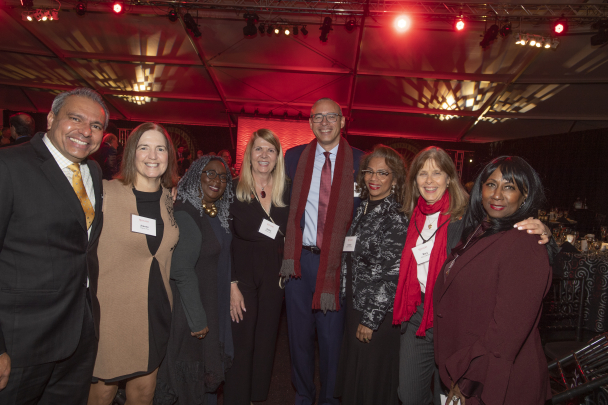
280, 259, 295, 278
314, 293, 337, 314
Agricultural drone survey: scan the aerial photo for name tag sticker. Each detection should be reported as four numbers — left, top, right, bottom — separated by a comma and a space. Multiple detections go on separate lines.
354, 181, 360, 198
412, 243, 431, 264
259, 219, 279, 239
343, 236, 357, 252
132, 214, 156, 236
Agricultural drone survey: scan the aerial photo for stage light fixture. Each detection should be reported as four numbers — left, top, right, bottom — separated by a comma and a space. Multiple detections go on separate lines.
183, 13, 202, 38
553, 19, 568, 35
591, 20, 608, 46
258, 23, 265, 34
499, 22, 512, 37
75, 0, 86, 16
319, 17, 332, 42
454, 17, 464, 31
267, 24, 274, 34
22, 12, 33, 20
112, 2, 124, 14
515, 33, 525, 45
293, 26, 298, 35
274, 26, 280, 35
479, 24, 499, 49
21, 0, 33, 8
551, 38, 560, 49
243, 13, 259, 37
284, 27, 290, 35
529, 38, 536, 47
394, 15, 411, 33
301, 25, 308, 35
167, 8, 178, 22
345, 19, 356, 32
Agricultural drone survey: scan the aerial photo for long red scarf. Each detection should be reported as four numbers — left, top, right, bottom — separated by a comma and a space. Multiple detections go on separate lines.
393, 191, 451, 336
279, 138, 354, 312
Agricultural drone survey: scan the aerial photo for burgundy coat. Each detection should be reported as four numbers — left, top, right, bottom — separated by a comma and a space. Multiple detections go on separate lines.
433, 228, 552, 405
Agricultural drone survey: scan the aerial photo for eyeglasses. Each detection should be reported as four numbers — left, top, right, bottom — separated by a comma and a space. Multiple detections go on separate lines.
362, 169, 392, 179
310, 113, 342, 123
202, 170, 228, 183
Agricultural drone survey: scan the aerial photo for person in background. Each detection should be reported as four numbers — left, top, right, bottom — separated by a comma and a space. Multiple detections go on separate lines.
9, 112, 35, 145
334, 145, 408, 405
89, 123, 185, 405
434, 156, 552, 405
223, 129, 290, 405
0, 87, 107, 404
197, 149, 204, 159
280, 98, 364, 405
0, 127, 11, 146
156, 155, 234, 405
393, 146, 553, 405
218, 149, 238, 177
90, 133, 120, 180
177, 146, 191, 176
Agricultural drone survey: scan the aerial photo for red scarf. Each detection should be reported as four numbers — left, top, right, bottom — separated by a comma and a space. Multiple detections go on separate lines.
279, 138, 354, 312
393, 191, 451, 336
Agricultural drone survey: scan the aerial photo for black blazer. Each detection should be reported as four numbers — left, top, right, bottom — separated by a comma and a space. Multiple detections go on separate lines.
0, 133, 103, 368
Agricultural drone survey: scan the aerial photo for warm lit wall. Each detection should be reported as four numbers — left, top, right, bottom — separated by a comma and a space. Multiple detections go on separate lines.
236, 117, 315, 172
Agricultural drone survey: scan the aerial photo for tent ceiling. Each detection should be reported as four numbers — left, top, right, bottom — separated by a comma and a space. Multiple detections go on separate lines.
1, 0, 608, 142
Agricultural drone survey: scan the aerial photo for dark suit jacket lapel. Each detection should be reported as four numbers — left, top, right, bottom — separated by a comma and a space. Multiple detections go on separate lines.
438, 231, 505, 302
31, 135, 88, 232
85, 159, 103, 245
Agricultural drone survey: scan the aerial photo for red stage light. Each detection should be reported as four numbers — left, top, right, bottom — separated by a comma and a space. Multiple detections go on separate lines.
553, 20, 568, 35
455, 19, 465, 31
112, 2, 123, 14
394, 15, 411, 32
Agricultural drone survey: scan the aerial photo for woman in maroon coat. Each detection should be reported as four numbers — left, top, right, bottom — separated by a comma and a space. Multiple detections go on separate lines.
434, 156, 552, 405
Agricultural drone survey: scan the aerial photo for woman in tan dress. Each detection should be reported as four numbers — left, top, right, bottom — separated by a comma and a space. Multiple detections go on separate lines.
88, 123, 206, 405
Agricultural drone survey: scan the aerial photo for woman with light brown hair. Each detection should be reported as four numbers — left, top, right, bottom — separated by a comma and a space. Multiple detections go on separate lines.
223, 129, 290, 405
393, 146, 552, 405
88, 123, 206, 405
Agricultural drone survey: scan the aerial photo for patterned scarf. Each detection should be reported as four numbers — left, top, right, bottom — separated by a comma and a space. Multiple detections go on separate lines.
280, 138, 354, 312
393, 191, 451, 335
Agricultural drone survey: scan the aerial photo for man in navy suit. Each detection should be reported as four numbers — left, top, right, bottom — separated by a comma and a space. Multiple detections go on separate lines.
0, 88, 107, 404
284, 98, 364, 405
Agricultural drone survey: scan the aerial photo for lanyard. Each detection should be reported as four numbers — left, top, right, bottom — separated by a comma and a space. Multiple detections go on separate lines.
252, 188, 284, 237
415, 215, 448, 244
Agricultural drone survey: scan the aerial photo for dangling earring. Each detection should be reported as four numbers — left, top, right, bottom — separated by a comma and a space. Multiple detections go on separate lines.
447, 182, 450, 188
391, 184, 396, 193
520, 200, 526, 208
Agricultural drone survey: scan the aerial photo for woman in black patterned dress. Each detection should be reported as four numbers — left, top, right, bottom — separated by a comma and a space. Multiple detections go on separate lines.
334, 145, 408, 405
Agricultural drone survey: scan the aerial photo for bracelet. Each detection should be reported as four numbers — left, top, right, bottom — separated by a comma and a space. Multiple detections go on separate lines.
231, 280, 238, 284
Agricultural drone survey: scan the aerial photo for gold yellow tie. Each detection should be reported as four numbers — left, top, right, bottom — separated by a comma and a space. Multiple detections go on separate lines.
67, 163, 95, 230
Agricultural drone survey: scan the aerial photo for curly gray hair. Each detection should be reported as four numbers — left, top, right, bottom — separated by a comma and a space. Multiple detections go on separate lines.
176, 155, 233, 232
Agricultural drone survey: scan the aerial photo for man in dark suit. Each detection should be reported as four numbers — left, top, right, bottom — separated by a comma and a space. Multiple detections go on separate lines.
8, 113, 36, 145
0, 87, 107, 404
282, 98, 364, 405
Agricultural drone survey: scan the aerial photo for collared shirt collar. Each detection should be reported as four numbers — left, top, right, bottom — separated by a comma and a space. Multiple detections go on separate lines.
42, 133, 79, 169
315, 141, 339, 157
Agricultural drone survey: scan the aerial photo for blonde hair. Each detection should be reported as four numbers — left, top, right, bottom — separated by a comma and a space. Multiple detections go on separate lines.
236, 129, 286, 207
402, 146, 468, 220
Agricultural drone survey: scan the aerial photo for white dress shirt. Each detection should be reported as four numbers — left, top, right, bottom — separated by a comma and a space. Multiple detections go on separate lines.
416, 212, 440, 293
43, 134, 96, 240
302, 142, 339, 246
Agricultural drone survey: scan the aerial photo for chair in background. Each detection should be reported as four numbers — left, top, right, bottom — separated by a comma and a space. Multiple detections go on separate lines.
549, 333, 608, 404
540, 276, 586, 361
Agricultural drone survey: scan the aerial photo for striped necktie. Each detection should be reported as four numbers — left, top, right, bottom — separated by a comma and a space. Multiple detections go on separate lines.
67, 163, 95, 230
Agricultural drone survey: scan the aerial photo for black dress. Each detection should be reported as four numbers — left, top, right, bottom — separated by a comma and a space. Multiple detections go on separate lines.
223, 179, 290, 405
156, 200, 233, 405
335, 196, 407, 405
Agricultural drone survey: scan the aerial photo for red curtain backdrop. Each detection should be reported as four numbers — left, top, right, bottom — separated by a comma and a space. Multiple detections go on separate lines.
236, 117, 315, 173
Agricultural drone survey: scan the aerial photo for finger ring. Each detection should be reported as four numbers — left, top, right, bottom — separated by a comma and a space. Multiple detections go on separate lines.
542, 231, 547, 236
452, 396, 459, 403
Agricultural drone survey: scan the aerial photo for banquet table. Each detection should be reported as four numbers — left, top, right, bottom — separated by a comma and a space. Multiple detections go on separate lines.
554, 251, 608, 332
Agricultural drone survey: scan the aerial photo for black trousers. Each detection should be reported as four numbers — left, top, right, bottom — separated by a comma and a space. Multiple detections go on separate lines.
223, 271, 284, 405
0, 300, 97, 405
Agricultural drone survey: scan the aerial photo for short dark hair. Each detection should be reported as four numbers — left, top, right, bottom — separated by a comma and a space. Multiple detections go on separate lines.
462, 156, 546, 239
356, 144, 407, 206
9, 113, 35, 137
117, 122, 178, 189
51, 88, 109, 130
